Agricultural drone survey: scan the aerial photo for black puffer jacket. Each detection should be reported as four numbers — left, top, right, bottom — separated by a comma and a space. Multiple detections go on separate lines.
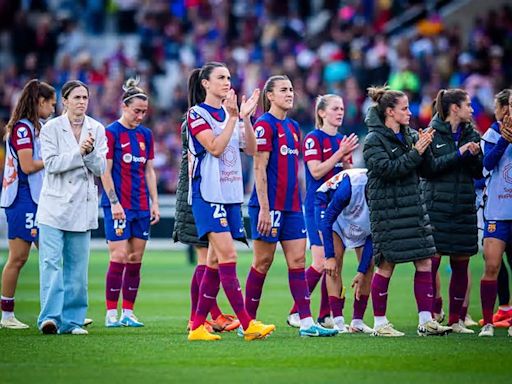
363, 106, 436, 264
420, 114, 482, 256
172, 122, 208, 248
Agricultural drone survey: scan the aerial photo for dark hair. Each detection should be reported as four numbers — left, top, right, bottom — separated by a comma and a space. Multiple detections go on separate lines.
5, 79, 55, 138
315, 94, 342, 128
495, 89, 512, 108
434, 88, 468, 120
367, 85, 406, 120
262, 75, 291, 112
61, 80, 89, 99
187, 62, 227, 108
122, 77, 148, 105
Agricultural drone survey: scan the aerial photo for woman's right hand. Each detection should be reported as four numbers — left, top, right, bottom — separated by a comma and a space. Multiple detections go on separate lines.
324, 258, 337, 277
501, 115, 512, 142
414, 129, 433, 155
111, 202, 126, 221
336, 133, 359, 161
224, 89, 239, 119
257, 207, 272, 237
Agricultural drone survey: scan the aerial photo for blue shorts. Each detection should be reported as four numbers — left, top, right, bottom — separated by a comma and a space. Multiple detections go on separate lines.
191, 196, 245, 241
5, 195, 38, 243
248, 206, 307, 243
104, 208, 150, 241
483, 220, 512, 243
305, 208, 322, 247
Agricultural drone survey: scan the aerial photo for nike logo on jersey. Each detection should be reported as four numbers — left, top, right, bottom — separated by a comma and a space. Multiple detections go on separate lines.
278, 133, 286, 138
379, 292, 388, 297
121, 142, 130, 148
323, 148, 332, 153
391, 148, 399, 153
436, 144, 446, 149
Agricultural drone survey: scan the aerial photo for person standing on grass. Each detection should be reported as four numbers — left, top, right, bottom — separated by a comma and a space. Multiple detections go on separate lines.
479, 90, 512, 337
1, 79, 55, 329
173, 119, 240, 333
37, 80, 107, 335
186, 62, 275, 341
100, 78, 160, 328
245, 75, 338, 337
421, 88, 482, 334
363, 85, 452, 337
317, 168, 374, 334
286, 94, 358, 329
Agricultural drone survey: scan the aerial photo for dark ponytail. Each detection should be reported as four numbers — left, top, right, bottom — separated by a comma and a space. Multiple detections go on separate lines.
187, 62, 227, 108
434, 88, 468, 121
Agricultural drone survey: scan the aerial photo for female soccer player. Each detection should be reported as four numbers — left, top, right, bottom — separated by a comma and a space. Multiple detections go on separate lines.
363, 86, 451, 336
479, 89, 512, 337
186, 62, 274, 341
1, 79, 55, 329
100, 78, 160, 328
316, 168, 374, 334
421, 88, 482, 334
245, 75, 338, 337
37, 80, 106, 335
287, 94, 358, 328
173, 120, 239, 333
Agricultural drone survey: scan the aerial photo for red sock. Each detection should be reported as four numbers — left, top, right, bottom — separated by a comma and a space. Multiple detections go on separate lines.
189, 265, 206, 322
106, 261, 125, 310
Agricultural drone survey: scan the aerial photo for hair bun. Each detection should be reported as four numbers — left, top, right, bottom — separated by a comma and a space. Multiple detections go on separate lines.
123, 76, 140, 91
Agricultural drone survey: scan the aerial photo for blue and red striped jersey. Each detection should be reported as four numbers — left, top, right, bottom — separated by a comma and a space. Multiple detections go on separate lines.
9, 122, 35, 187
101, 121, 154, 211
303, 129, 345, 210
248, 112, 302, 212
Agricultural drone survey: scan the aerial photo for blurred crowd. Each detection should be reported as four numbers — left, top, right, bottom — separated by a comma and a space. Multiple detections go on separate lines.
1, 0, 511, 194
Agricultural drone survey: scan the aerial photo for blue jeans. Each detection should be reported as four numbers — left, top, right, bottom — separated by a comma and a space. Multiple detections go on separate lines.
37, 224, 90, 333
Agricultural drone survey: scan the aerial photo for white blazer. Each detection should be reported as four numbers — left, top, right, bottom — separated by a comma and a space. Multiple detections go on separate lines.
37, 114, 107, 232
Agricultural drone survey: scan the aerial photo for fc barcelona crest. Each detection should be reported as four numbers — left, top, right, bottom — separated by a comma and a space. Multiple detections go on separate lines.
487, 222, 496, 233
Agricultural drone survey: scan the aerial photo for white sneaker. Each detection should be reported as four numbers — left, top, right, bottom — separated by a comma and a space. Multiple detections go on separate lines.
451, 320, 474, 334
349, 321, 374, 334
508, 326, 512, 337
372, 322, 405, 337
463, 314, 478, 327
334, 323, 349, 334
417, 320, 452, 336
478, 323, 494, 337
83, 318, 93, 327
433, 309, 445, 324
0, 316, 29, 329
318, 315, 335, 329
105, 313, 121, 328
286, 313, 300, 328
70, 327, 88, 335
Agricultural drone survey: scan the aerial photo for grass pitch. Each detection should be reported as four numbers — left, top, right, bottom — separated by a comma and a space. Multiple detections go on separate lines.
0, 249, 510, 384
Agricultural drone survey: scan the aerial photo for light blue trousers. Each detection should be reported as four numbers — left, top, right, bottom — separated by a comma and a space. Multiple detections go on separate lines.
37, 224, 90, 333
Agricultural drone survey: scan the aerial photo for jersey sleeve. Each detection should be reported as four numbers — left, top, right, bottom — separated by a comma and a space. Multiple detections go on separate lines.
303, 134, 322, 162
254, 120, 273, 152
187, 108, 212, 137
105, 129, 115, 160
10, 123, 34, 151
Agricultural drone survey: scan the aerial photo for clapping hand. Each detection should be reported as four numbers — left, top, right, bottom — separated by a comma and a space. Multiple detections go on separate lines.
80, 132, 95, 155
414, 128, 434, 155
501, 115, 512, 143
240, 88, 260, 119
337, 133, 359, 162
224, 89, 239, 118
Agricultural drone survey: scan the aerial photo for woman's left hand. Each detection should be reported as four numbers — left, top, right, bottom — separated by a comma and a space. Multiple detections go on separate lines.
240, 88, 260, 118
224, 89, 239, 118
